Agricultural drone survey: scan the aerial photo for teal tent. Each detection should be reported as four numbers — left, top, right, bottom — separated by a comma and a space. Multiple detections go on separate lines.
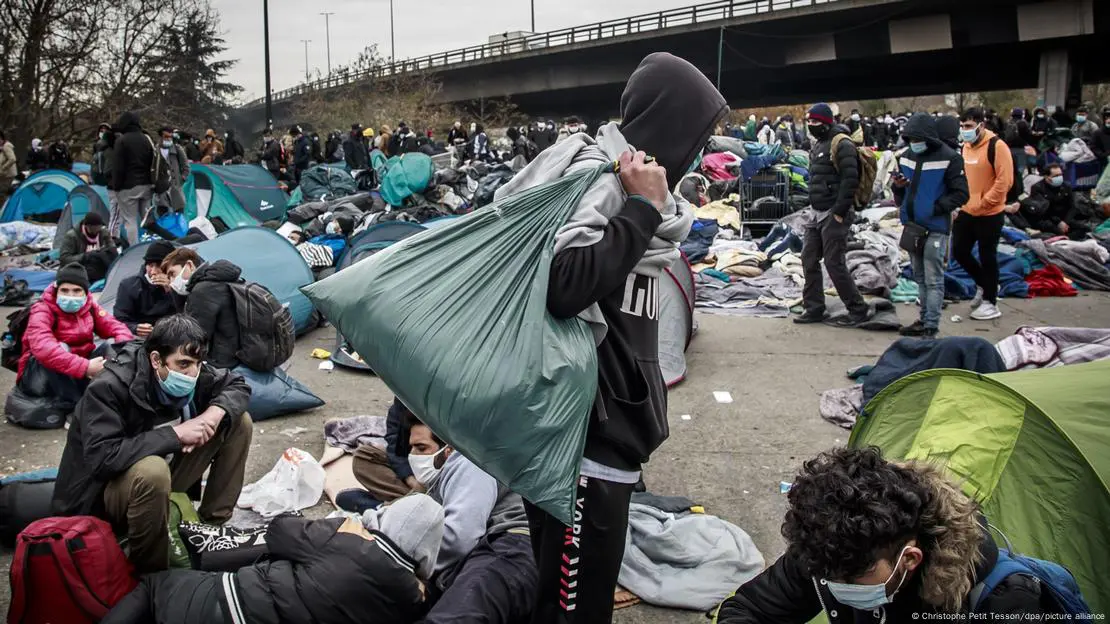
380, 153, 434, 206
1, 170, 86, 223
99, 227, 316, 333
184, 164, 288, 231
54, 186, 111, 250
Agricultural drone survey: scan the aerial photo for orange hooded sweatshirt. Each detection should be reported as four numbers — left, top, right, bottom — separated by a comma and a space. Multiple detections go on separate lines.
960, 129, 1013, 217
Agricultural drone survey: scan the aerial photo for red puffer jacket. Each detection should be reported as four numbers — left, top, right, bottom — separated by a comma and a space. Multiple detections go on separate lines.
17, 284, 134, 381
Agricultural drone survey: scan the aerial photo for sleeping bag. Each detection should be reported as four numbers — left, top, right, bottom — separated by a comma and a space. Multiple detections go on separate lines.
234, 366, 325, 421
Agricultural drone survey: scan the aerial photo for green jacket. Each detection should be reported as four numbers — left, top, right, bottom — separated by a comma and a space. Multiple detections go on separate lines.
58, 228, 116, 267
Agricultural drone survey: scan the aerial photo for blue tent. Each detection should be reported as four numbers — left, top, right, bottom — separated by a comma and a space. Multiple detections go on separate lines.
1, 170, 86, 223
71, 162, 91, 176
53, 185, 111, 251
99, 227, 317, 333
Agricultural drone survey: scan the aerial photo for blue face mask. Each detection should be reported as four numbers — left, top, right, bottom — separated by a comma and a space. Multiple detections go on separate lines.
959, 128, 978, 143
1049, 175, 1064, 187
1076, 115, 1087, 124
909, 141, 928, 154
824, 546, 910, 610
56, 294, 86, 314
158, 367, 198, 399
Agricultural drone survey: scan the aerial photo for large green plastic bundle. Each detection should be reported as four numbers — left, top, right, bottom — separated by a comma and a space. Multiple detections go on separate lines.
380, 153, 434, 207
303, 166, 608, 524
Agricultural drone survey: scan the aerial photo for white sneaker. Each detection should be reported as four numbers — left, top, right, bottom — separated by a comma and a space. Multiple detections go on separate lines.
969, 287, 984, 310
970, 302, 1002, 321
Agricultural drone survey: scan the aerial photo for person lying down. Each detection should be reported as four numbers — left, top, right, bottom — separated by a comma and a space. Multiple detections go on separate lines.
101, 493, 444, 624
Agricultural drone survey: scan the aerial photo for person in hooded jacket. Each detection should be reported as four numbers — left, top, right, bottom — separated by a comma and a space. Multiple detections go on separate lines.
1010, 163, 1090, 240
222, 129, 245, 164
160, 248, 244, 369
1071, 106, 1099, 142
261, 130, 284, 175
775, 117, 796, 150
92, 123, 116, 187
292, 127, 312, 184
111, 111, 155, 246
937, 115, 961, 151
52, 315, 250, 574
715, 447, 1063, 623
12, 263, 133, 408
48, 139, 73, 171
101, 494, 444, 624
893, 113, 970, 338
344, 123, 370, 170
795, 103, 870, 327
492, 52, 726, 624
58, 212, 118, 283
470, 124, 492, 162
26, 138, 49, 171
1029, 107, 1056, 147
114, 241, 180, 338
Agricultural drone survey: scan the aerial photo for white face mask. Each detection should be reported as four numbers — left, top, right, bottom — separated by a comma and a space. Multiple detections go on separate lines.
825, 546, 911, 610
408, 447, 448, 486
170, 265, 192, 295
326, 221, 341, 235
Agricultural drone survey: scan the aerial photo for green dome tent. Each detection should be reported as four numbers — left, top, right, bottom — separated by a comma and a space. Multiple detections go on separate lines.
850, 360, 1110, 613
183, 164, 287, 232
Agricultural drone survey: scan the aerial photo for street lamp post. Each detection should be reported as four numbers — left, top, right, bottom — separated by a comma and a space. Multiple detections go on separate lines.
389, 0, 396, 60
320, 12, 334, 75
300, 39, 312, 82
531, 0, 535, 32
263, 0, 272, 129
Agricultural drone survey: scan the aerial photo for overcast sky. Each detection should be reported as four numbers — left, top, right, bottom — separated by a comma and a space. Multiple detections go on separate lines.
217, 0, 697, 101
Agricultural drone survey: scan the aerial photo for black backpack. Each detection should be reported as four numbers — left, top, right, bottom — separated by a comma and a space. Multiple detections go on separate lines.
986, 136, 1024, 204
229, 281, 294, 372
0, 476, 56, 547
2, 305, 34, 373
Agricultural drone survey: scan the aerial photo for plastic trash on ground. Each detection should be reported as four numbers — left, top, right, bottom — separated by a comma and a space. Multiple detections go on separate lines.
237, 448, 325, 518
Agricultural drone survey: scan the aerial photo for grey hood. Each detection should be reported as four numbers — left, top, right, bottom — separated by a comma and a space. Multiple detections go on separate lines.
492, 123, 694, 342
362, 493, 444, 580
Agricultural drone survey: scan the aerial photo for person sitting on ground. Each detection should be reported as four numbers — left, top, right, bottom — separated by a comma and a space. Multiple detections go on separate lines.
57, 211, 118, 283
52, 314, 251, 574
101, 494, 443, 624
161, 248, 243, 370
894, 113, 969, 339
352, 398, 425, 505
13, 263, 133, 407
1071, 106, 1099, 142
406, 414, 538, 622
1009, 163, 1090, 240
715, 447, 1064, 622
114, 241, 180, 338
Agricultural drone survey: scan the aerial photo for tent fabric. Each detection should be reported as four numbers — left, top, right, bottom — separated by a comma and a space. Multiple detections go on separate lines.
0, 268, 57, 293
658, 254, 696, 387
380, 154, 434, 207
1, 169, 86, 223
184, 164, 287, 231
295, 165, 358, 204
99, 228, 316, 333
851, 361, 1110, 613
54, 185, 111, 250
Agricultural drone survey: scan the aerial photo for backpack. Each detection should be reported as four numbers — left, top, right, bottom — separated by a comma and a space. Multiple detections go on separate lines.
523, 138, 540, 162
145, 135, 171, 194
0, 477, 55, 547
7, 516, 137, 624
1, 305, 33, 373
970, 548, 1091, 616
986, 136, 1024, 204
229, 281, 294, 372
831, 134, 878, 208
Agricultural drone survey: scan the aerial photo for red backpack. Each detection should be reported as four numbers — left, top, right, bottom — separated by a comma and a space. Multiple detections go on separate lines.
7, 516, 137, 624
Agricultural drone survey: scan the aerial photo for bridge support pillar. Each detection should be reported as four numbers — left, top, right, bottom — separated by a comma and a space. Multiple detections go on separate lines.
1037, 50, 1082, 114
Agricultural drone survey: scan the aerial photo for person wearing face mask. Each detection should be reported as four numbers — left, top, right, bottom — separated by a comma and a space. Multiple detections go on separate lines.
405, 414, 537, 623
953, 107, 1013, 322
715, 447, 1063, 622
153, 126, 189, 215
1090, 106, 1110, 166
160, 248, 245, 369
1010, 163, 1089, 240
58, 212, 119, 282
100, 494, 443, 624
796, 102, 870, 327
305, 214, 354, 261
1070, 106, 1099, 142
114, 241, 180, 338
1029, 107, 1056, 144
447, 120, 469, 146
10, 263, 133, 416
26, 137, 49, 171
892, 113, 969, 339
52, 314, 251, 574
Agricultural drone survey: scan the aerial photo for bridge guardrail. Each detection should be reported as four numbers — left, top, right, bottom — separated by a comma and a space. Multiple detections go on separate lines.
245, 0, 839, 107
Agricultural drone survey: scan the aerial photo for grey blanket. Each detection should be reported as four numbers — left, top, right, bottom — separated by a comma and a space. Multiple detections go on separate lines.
820, 385, 864, 429
324, 415, 387, 452
1018, 239, 1110, 291
619, 503, 764, 611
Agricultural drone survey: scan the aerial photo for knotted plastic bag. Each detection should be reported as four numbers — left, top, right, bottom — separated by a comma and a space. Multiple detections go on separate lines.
237, 448, 325, 518
303, 166, 609, 524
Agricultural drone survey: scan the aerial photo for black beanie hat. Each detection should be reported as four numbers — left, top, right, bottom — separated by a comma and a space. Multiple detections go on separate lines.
56, 263, 90, 291
82, 212, 104, 227
335, 215, 355, 236
143, 241, 176, 265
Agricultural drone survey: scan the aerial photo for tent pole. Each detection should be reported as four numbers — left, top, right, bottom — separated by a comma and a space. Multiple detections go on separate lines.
716, 26, 723, 91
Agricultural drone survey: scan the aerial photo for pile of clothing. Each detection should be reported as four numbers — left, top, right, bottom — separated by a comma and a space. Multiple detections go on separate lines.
1016, 238, 1110, 291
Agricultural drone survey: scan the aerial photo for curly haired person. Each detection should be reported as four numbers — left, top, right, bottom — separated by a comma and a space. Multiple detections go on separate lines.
715, 447, 1066, 622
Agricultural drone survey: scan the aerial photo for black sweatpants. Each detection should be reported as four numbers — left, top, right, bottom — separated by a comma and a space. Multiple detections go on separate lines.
525, 475, 636, 624
800, 214, 867, 317
422, 532, 537, 623
951, 211, 1005, 304
101, 570, 228, 624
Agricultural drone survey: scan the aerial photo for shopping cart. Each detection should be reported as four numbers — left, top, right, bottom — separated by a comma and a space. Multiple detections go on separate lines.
740, 168, 792, 225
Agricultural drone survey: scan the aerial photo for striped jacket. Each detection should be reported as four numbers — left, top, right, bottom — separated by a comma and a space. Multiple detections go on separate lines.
896, 142, 970, 234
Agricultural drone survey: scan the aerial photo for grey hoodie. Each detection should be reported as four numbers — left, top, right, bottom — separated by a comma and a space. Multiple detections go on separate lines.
362, 492, 445, 580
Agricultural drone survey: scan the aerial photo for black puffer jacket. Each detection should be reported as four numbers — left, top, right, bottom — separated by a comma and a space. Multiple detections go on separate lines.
53, 342, 250, 517
112, 112, 154, 191
185, 260, 243, 369
809, 124, 859, 218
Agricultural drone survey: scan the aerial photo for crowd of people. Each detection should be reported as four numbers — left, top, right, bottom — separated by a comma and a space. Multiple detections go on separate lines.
0, 53, 1101, 623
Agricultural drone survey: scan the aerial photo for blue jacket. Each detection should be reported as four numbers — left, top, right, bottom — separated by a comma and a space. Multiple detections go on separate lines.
896, 113, 970, 234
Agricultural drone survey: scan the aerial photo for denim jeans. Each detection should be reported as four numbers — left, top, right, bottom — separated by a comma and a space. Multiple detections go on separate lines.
910, 232, 948, 330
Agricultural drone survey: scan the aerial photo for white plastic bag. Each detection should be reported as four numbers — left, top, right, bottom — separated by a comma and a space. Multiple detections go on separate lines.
237, 447, 325, 517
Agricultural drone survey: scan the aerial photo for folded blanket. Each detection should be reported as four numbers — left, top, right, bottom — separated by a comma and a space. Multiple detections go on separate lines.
995, 327, 1110, 370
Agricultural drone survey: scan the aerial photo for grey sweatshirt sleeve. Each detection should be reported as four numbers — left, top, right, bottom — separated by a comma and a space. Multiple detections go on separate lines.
433, 455, 499, 577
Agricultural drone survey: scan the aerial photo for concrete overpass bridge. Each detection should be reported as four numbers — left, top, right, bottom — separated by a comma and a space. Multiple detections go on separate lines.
231, 0, 1106, 134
